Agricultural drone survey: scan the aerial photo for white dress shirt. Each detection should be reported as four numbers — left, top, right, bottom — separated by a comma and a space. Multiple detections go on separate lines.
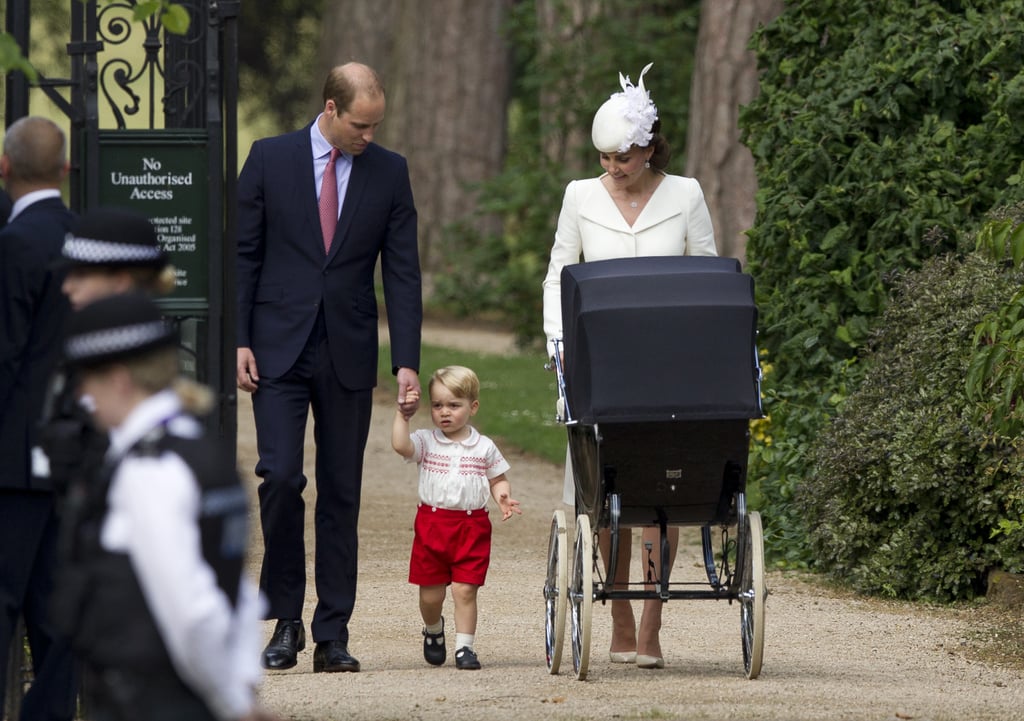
311, 115, 352, 215
8, 188, 62, 222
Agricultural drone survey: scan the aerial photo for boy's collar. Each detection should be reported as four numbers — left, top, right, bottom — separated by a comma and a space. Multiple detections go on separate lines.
431, 425, 480, 446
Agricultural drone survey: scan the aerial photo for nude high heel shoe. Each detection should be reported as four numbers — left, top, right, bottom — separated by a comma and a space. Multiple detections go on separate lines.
635, 654, 665, 669
609, 651, 637, 664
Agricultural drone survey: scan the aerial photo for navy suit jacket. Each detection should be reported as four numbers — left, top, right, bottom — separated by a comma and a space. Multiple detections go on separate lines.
0, 197, 74, 491
236, 125, 422, 387
0, 188, 12, 226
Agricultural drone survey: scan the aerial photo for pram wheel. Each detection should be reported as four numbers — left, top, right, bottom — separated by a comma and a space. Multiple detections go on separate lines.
570, 514, 593, 680
739, 511, 766, 679
544, 509, 568, 674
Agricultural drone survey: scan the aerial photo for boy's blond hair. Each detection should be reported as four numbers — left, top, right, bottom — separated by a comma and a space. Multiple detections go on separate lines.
428, 365, 480, 402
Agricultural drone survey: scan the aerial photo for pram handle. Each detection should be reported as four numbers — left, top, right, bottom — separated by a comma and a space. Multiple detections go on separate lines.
549, 338, 573, 423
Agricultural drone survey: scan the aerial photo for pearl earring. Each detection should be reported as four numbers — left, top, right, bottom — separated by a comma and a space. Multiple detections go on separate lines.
644, 160, 651, 169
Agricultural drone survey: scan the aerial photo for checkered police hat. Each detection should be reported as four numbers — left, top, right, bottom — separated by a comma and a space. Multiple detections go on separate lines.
58, 207, 167, 270
64, 292, 176, 367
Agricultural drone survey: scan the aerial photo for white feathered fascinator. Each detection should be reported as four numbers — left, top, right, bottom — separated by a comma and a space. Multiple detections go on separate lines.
591, 62, 658, 154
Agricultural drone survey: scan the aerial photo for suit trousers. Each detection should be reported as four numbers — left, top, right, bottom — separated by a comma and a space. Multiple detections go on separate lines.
0, 490, 77, 721
252, 312, 373, 644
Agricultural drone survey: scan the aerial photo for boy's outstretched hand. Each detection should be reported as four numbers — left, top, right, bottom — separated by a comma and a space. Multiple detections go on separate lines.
497, 493, 522, 521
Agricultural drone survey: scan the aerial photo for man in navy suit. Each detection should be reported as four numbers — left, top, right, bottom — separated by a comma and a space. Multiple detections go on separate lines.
0, 116, 77, 720
237, 62, 422, 673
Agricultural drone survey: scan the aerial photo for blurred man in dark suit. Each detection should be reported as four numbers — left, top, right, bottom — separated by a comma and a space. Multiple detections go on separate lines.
0, 116, 77, 721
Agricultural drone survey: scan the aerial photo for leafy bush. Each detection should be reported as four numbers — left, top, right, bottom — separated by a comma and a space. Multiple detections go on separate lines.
964, 205, 1024, 566
968, 205, 1024, 436
797, 253, 1024, 601
740, 1, 1024, 564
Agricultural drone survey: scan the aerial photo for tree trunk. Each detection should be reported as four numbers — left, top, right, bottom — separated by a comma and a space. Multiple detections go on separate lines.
535, 0, 603, 177
316, 0, 511, 276
684, 0, 783, 264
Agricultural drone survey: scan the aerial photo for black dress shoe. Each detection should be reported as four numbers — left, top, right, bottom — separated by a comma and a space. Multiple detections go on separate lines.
422, 616, 446, 666
455, 646, 481, 670
262, 619, 305, 670
313, 640, 361, 673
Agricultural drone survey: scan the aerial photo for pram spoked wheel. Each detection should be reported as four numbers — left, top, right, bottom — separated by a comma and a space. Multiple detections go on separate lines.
544, 509, 568, 673
739, 510, 766, 679
569, 513, 593, 680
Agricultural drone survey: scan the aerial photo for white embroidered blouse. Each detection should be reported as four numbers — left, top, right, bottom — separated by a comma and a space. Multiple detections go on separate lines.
406, 426, 511, 511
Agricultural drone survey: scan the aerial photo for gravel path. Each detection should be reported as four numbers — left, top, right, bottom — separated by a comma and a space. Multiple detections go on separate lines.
237, 323, 1024, 721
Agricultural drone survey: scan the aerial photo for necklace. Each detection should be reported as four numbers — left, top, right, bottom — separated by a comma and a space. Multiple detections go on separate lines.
622, 172, 650, 209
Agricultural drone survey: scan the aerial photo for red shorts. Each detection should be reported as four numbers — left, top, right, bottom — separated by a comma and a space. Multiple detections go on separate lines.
409, 504, 492, 587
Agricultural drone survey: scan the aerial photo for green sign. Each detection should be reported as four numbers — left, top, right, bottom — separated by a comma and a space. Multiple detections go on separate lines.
96, 130, 209, 305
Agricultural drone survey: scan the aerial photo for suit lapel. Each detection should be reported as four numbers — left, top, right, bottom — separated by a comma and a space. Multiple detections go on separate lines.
631, 178, 680, 233
578, 179, 629, 232
294, 128, 324, 257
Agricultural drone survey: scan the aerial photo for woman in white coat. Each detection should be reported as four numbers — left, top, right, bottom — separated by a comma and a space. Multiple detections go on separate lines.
542, 63, 717, 670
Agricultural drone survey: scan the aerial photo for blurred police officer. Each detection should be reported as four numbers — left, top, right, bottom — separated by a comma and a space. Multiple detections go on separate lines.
40, 207, 174, 505
53, 293, 278, 721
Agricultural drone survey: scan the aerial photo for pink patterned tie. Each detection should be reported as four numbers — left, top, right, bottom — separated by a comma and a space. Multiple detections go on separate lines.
319, 147, 340, 253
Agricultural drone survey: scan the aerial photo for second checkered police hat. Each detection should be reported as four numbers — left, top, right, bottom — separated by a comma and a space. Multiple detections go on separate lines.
64, 292, 176, 368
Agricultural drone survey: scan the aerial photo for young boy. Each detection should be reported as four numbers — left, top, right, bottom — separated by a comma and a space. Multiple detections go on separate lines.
391, 365, 521, 670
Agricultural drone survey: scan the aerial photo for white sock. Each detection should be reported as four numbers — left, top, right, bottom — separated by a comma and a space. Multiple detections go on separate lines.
424, 619, 443, 635
455, 632, 475, 650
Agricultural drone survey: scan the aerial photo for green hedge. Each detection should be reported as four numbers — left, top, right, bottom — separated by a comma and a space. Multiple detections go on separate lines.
740, 0, 1024, 567
798, 253, 1024, 601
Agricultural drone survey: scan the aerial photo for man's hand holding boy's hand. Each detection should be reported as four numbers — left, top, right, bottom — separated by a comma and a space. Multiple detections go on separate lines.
399, 389, 420, 420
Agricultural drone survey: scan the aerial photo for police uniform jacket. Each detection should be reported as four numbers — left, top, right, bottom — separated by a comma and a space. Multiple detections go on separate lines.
39, 367, 109, 497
